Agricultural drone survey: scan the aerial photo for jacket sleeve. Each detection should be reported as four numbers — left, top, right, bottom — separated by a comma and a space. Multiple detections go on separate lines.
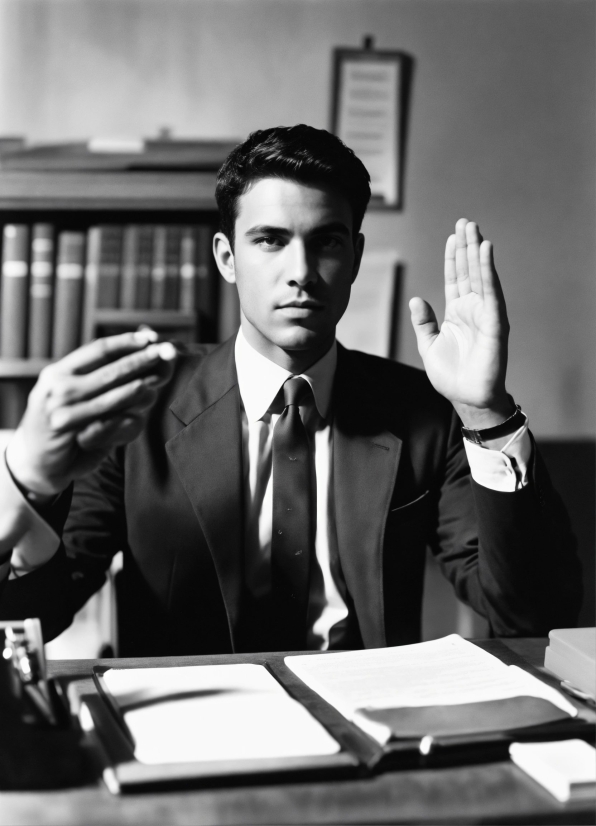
0, 448, 127, 642
430, 411, 582, 636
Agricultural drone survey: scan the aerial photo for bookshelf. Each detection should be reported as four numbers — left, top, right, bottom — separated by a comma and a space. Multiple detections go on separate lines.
0, 170, 218, 212
0, 357, 52, 378
0, 166, 222, 428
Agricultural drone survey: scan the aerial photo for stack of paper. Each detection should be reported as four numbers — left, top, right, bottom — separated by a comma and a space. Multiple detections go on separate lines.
510, 739, 596, 802
285, 635, 577, 745
101, 663, 340, 764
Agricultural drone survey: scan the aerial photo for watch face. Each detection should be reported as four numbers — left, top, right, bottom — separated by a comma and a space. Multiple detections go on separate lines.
461, 427, 483, 445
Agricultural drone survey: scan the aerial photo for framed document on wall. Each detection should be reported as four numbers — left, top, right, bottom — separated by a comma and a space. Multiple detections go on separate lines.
331, 42, 412, 210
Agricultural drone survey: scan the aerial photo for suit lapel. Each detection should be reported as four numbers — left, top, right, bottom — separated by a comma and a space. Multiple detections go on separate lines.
333, 345, 402, 648
166, 338, 244, 646
164, 339, 402, 650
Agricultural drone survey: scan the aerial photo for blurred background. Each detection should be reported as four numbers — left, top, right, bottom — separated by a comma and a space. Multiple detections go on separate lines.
0, 0, 593, 654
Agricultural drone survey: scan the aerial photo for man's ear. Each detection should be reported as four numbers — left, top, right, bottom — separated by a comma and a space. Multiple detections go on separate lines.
213, 232, 236, 284
351, 233, 365, 284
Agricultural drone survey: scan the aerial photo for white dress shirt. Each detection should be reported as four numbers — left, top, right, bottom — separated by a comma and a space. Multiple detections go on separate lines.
0, 331, 533, 643
235, 329, 347, 649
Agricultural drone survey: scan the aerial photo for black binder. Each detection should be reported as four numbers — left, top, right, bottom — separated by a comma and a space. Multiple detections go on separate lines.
66, 645, 595, 794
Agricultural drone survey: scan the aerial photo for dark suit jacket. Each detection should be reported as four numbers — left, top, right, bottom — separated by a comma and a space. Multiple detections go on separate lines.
0, 338, 582, 653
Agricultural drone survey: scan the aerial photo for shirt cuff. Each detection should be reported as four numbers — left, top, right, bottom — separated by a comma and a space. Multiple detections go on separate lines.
463, 419, 532, 492
0, 449, 61, 580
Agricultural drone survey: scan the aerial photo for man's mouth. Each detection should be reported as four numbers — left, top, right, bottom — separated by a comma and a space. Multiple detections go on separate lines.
278, 300, 324, 311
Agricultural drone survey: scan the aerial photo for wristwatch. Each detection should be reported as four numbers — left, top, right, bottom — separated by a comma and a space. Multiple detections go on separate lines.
461, 403, 527, 446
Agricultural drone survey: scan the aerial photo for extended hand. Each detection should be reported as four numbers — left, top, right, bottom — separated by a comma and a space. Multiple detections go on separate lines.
6, 330, 177, 497
409, 219, 513, 428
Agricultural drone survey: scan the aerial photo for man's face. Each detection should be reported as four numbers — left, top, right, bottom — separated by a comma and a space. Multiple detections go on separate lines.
215, 177, 364, 368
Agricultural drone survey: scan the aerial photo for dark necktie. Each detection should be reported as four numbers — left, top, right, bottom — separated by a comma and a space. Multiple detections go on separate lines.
271, 377, 314, 651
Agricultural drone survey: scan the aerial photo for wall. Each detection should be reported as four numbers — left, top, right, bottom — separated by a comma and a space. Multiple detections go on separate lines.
0, 0, 594, 440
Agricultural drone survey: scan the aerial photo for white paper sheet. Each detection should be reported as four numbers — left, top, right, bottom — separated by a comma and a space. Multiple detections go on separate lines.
337, 59, 400, 205
102, 663, 340, 764
336, 249, 400, 357
285, 635, 577, 743
510, 739, 596, 802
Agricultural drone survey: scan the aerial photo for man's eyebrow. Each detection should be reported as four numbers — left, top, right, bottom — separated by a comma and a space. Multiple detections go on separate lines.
309, 222, 351, 237
244, 225, 291, 238
244, 222, 352, 238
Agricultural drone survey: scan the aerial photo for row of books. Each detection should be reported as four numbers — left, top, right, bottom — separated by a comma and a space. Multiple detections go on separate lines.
0, 223, 237, 360
87, 224, 217, 313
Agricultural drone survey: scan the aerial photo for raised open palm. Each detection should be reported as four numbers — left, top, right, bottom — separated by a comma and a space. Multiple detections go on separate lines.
409, 219, 512, 426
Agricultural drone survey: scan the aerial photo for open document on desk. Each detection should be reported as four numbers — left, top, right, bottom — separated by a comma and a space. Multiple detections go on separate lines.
97, 663, 339, 764
75, 661, 356, 792
71, 636, 594, 792
285, 635, 580, 746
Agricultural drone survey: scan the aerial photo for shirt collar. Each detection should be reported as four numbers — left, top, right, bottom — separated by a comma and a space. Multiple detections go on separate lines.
235, 327, 337, 423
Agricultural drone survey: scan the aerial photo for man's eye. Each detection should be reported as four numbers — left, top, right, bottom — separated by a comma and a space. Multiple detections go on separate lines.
256, 236, 282, 249
315, 236, 341, 251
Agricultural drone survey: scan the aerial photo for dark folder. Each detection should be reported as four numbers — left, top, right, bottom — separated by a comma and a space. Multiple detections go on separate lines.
64, 647, 595, 794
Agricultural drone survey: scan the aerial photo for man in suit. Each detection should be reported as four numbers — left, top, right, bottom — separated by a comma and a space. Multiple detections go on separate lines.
0, 125, 581, 654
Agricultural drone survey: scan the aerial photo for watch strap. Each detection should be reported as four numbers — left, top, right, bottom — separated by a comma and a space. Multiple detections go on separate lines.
461, 404, 526, 446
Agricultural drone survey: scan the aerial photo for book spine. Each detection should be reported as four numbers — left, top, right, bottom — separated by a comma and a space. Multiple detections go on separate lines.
95, 226, 123, 309
135, 225, 153, 310
163, 225, 182, 310
178, 226, 196, 312
27, 224, 55, 358
150, 226, 167, 310
0, 224, 30, 357
52, 232, 86, 358
196, 224, 218, 341
120, 225, 138, 310
82, 227, 101, 344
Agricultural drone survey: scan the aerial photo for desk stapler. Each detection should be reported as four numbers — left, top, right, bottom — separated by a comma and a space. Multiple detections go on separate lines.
0, 618, 66, 730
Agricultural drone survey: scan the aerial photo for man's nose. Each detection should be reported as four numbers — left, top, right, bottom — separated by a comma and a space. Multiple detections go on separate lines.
287, 240, 317, 286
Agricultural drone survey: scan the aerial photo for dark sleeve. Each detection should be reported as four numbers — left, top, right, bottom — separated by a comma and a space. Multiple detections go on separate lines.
0, 449, 128, 642
430, 412, 582, 636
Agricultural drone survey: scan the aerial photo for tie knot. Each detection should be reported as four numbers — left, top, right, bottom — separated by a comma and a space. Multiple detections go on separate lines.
283, 376, 312, 409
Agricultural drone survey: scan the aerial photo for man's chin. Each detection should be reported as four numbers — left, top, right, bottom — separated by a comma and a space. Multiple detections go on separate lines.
275, 326, 334, 353
241, 315, 336, 360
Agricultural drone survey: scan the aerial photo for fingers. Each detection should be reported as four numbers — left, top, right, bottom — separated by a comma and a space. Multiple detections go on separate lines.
77, 341, 175, 403
444, 234, 459, 303
49, 378, 159, 433
465, 221, 484, 297
409, 297, 440, 358
445, 219, 488, 302
55, 328, 159, 374
454, 218, 472, 297
40, 340, 176, 414
9, 330, 176, 494
479, 240, 508, 318
76, 411, 147, 451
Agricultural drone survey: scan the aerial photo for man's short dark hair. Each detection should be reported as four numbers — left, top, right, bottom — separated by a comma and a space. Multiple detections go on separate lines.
215, 125, 371, 246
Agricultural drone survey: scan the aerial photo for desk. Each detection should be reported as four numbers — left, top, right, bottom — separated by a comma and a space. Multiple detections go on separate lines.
0, 639, 594, 826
